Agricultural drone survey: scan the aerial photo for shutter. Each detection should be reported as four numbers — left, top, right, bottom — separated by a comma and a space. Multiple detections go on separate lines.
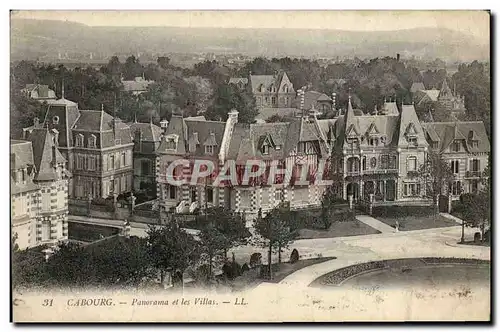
469, 159, 473, 171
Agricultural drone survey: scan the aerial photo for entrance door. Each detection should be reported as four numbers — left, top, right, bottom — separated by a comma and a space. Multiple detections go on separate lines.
386, 180, 396, 201
364, 181, 375, 200
347, 183, 359, 201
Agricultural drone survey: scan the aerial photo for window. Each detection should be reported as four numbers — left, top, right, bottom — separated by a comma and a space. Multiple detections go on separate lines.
20, 169, 26, 182
75, 134, 84, 147
407, 157, 417, 172
121, 152, 126, 167
368, 138, 378, 146
283, 85, 289, 93
370, 157, 377, 169
404, 183, 421, 197
451, 181, 462, 196
116, 153, 121, 169
271, 96, 276, 105
431, 141, 439, 149
169, 185, 176, 200
271, 85, 276, 93
284, 97, 289, 105
275, 189, 283, 202
262, 144, 269, 155
452, 140, 461, 152
42, 221, 50, 241
471, 159, 480, 172
275, 145, 281, 150
205, 145, 215, 155
87, 156, 96, 171
362, 156, 367, 170
41, 192, 50, 212
259, 84, 265, 93
166, 138, 176, 150
109, 155, 115, 170
257, 97, 262, 105
451, 160, 459, 174
381, 155, 389, 169
471, 140, 478, 148
141, 160, 150, 176
265, 97, 269, 103
206, 188, 214, 203
76, 155, 85, 170
88, 135, 97, 149
407, 137, 417, 146
389, 155, 397, 169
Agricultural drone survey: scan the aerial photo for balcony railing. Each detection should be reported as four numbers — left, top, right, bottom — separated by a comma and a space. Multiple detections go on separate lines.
362, 168, 399, 175
466, 171, 482, 178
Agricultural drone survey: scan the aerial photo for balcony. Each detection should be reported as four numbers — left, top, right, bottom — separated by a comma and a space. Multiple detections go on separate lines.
465, 171, 482, 178
362, 168, 399, 175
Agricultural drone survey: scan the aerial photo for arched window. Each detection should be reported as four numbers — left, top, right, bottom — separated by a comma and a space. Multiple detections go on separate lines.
88, 134, 97, 149
75, 134, 84, 148
259, 84, 265, 93
270, 84, 276, 93
407, 156, 417, 172
283, 85, 289, 93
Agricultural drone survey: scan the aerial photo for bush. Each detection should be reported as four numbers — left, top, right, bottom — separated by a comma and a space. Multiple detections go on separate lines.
249, 253, 262, 267
222, 261, 242, 280
290, 249, 299, 264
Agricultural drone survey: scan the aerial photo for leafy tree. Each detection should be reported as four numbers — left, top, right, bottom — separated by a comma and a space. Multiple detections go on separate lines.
206, 83, 257, 123
418, 150, 455, 212
205, 207, 250, 258
198, 226, 229, 280
123, 55, 144, 80
146, 222, 200, 286
157, 56, 171, 70
254, 205, 297, 279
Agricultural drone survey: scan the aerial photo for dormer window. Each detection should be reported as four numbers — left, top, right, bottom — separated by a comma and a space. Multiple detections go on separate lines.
452, 140, 461, 152
407, 136, 417, 146
205, 145, 215, 155
368, 138, 379, 146
283, 85, 289, 93
88, 135, 97, 149
259, 84, 265, 93
166, 138, 177, 150
75, 134, 84, 147
471, 141, 478, 148
262, 144, 269, 155
271, 85, 276, 93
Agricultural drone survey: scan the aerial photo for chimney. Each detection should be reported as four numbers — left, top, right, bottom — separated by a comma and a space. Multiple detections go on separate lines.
397, 53, 400, 62
51, 145, 57, 167
34, 117, 40, 128
160, 119, 169, 135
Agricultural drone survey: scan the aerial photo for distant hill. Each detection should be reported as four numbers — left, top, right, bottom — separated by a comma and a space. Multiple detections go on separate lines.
10, 19, 489, 62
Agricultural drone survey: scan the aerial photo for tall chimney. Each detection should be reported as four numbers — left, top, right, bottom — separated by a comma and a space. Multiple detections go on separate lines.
160, 119, 169, 135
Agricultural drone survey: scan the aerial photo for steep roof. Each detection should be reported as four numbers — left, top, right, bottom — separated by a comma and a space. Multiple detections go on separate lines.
129, 122, 162, 142
439, 78, 453, 98
249, 72, 294, 94
301, 91, 332, 110
23, 84, 56, 99
10, 140, 34, 170
410, 82, 426, 93
73, 110, 129, 132
228, 77, 248, 85
255, 108, 301, 123
421, 121, 490, 153
27, 128, 66, 181
381, 101, 399, 116
396, 104, 429, 148
45, 98, 78, 107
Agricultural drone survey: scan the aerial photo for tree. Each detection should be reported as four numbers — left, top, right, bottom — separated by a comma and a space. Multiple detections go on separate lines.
418, 150, 455, 212
254, 205, 297, 279
206, 84, 257, 123
146, 222, 200, 286
157, 56, 171, 70
199, 226, 230, 280
206, 207, 250, 258
123, 55, 144, 80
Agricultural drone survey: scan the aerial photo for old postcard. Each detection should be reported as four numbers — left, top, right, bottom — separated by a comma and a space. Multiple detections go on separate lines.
10, 10, 491, 322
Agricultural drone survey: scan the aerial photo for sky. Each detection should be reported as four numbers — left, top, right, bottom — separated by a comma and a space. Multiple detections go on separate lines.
10, 10, 490, 44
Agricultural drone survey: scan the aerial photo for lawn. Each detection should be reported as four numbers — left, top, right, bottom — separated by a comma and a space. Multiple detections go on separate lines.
229, 257, 335, 291
297, 219, 380, 239
376, 213, 457, 231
